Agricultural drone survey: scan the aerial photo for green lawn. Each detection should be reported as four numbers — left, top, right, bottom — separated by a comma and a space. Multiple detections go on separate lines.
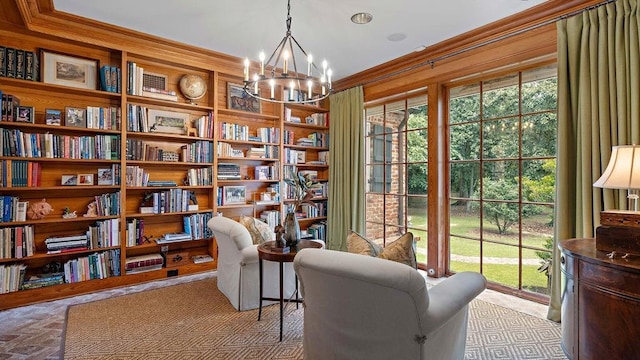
408, 207, 552, 295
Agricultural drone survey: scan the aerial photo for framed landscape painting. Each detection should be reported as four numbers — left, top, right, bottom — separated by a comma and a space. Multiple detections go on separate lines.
42, 50, 98, 90
227, 83, 261, 113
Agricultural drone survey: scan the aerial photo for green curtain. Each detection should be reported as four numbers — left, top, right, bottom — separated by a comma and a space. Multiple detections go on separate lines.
549, 0, 640, 322
326, 86, 365, 250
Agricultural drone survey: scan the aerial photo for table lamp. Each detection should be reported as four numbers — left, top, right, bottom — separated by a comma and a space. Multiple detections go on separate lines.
593, 145, 640, 256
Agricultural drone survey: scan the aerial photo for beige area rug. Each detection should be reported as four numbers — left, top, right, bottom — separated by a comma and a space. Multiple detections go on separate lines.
63, 278, 565, 360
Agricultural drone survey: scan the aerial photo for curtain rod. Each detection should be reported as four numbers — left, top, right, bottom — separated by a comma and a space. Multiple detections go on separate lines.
358, 0, 617, 87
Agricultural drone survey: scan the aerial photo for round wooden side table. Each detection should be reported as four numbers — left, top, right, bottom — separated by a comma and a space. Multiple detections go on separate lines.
257, 240, 323, 341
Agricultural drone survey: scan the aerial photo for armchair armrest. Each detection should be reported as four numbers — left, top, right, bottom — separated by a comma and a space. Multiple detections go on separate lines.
421, 272, 486, 335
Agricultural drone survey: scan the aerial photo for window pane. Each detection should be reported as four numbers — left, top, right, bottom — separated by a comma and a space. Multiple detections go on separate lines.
450, 123, 480, 160
482, 244, 520, 288
450, 202, 480, 239
408, 197, 427, 231
386, 101, 406, 132
365, 221, 384, 243
482, 74, 518, 119
385, 195, 406, 227
522, 113, 557, 157
408, 163, 427, 195
450, 162, 480, 200
522, 160, 555, 203
482, 117, 519, 159
449, 237, 480, 273
483, 160, 519, 190
367, 135, 386, 164
388, 164, 406, 195
449, 83, 480, 124
385, 225, 406, 247
407, 129, 427, 162
482, 208, 519, 243
366, 165, 385, 193
366, 193, 384, 223
366, 105, 385, 135
407, 104, 427, 130
522, 205, 554, 242
522, 65, 557, 113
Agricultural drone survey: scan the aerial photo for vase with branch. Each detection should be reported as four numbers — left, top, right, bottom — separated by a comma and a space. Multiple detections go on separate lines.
283, 173, 317, 246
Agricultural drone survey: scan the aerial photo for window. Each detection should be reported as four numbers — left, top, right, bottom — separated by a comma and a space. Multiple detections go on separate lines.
448, 64, 557, 296
365, 96, 428, 263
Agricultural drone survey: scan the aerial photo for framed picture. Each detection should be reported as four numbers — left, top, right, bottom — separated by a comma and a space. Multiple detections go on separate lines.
16, 106, 34, 123
147, 109, 188, 134
61, 174, 77, 186
41, 50, 98, 90
65, 107, 87, 128
223, 185, 246, 205
296, 150, 306, 164
77, 173, 94, 186
227, 82, 261, 113
97, 168, 113, 185
45, 109, 62, 126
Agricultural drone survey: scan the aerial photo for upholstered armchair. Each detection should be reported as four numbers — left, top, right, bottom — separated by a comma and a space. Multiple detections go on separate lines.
207, 216, 296, 311
293, 249, 487, 360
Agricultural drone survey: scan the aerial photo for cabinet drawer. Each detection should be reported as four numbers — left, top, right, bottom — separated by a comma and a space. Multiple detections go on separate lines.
580, 261, 640, 298
164, 251, 190, 268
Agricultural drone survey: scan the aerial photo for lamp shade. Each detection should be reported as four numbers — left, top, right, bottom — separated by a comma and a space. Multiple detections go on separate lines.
593, 145, 640, 189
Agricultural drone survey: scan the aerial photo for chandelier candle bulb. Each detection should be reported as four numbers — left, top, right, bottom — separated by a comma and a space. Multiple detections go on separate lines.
259, 52, 265, 76
283, 50, 289, 75
327, 69, 332, 89
243, 58, 250, 81
307, 79, 312, 98
321, 75, 326, 95
270, 79, 275, 99
289, 80, 295, 100
253, 74, 259, 94
322, 60, 327, 78
307, 54, 313, 76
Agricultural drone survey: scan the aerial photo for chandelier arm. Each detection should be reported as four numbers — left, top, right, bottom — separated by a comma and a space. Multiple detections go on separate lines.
287, 37, 299, 76
264, 36, 289, 72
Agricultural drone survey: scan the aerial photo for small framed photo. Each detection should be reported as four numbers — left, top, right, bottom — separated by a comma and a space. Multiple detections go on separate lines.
297, 150, 306, 164
223, 185, 246, 205
97, 168, 113, 185
45, 109, 62, 126
65, 107, 86, 128
41, 50, 98, 90
147, 109, 188, 134
227, 82, 261, 113
61, 174, 77, 186
77, 173, 94, 186
16, 106, 34, 123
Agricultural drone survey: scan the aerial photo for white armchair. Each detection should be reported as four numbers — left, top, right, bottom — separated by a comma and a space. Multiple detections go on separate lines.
208, 216, 296, 311
293, 248, 487, 360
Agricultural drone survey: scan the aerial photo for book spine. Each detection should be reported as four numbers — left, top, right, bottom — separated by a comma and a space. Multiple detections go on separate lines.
14, 49, 25, 80
0, 46, 5, 77
5, 48, 15, 78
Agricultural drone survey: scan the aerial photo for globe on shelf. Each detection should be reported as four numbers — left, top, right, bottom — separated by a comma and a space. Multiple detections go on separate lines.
179, 74, 207, 104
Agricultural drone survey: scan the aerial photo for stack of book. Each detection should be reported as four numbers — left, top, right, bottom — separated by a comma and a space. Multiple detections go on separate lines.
21, 272, 64, 290
217, 163, 241, 180
156, 232, 192, 244
125, 253, 163, 274
296, 138, 315, 147
45, 234, 88, 254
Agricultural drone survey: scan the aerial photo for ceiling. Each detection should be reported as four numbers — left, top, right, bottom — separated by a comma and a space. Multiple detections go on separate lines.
52, 0, 547, 80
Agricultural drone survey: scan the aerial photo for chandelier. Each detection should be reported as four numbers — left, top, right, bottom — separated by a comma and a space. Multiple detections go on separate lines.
243, 0, 333, 104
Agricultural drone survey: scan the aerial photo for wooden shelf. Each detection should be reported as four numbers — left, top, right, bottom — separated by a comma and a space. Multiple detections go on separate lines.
126, 94, 213, 111
0, 77, 122, 100
284, 103, 328, 112
0, 121, 121, 135
0, 215, 120, 227
218, 108, 280, 120
283, 121, 329, 130
125, 131, 213, 142
125, 209, 214, 218
216, 138, 279, 146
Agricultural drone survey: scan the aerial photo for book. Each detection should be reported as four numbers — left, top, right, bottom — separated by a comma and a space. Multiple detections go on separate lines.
191, 254, 214, 264
0, 46, 5, 77
14, 49, 24, 80
5, 47, 15, 78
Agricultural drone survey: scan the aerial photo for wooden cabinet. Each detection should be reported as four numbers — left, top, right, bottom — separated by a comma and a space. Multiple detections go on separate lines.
282, 103, 329, 241
0, 17, 330, 309
0, 29, 220, 310
559, 238, 640, 360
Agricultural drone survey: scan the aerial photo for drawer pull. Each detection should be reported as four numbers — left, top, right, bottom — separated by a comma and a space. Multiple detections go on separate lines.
561, 256, 565, 265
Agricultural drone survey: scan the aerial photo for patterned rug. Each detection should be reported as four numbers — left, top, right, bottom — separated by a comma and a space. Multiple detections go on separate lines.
62, 278, 565, 359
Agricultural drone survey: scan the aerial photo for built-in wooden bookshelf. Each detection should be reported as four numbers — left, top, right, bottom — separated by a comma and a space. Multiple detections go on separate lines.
0, 11, 329, 310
